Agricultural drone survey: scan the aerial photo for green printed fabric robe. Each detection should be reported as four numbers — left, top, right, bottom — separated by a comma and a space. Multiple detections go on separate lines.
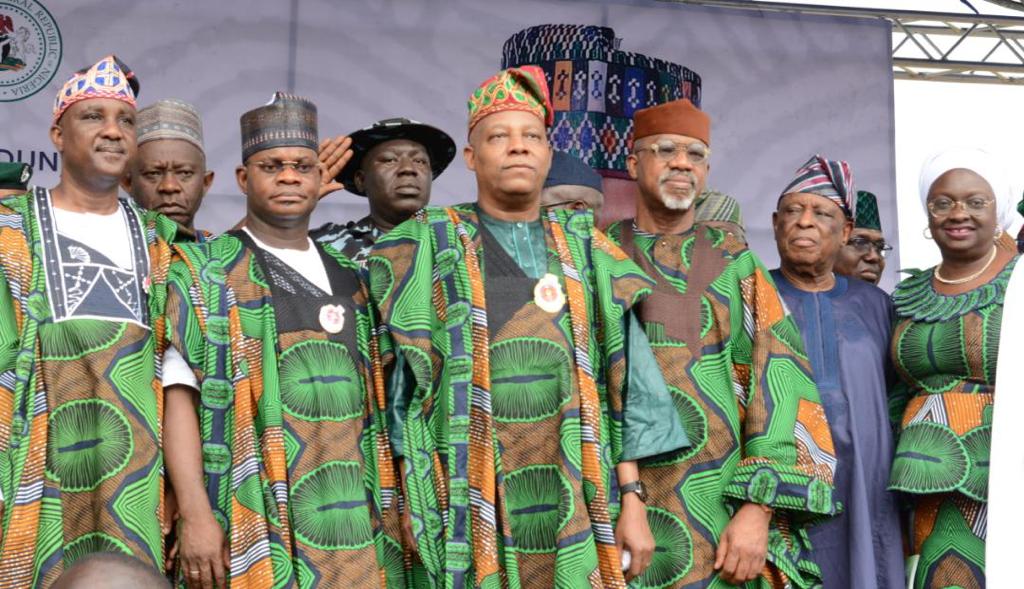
0, 188, 177, 588
369, 205, 687, 589
607, 222, 839, 589
165, 232, 396, 588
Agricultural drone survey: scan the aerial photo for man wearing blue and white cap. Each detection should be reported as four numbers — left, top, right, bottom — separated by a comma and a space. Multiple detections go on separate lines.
313, 117, 456, 266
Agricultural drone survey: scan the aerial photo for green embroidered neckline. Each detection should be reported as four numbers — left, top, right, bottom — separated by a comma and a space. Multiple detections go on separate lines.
893, 255, 1019, 322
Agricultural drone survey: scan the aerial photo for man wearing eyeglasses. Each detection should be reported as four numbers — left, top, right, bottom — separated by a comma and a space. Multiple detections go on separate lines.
606, 100, 839, 588
539, 151, 605, 214
160, 92, 394, 588
834, 190, 891, 285
770, 157, 904, 589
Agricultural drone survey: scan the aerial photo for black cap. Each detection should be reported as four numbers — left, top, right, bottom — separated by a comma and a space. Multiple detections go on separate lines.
240, 92, 318, 162
339, 118, 456, 196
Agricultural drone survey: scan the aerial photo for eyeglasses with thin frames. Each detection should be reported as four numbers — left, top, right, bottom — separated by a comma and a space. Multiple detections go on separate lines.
926, 196, 993, 219
847, 237, 892, 257
249, 160, 319, 177
633, 140, 710, 165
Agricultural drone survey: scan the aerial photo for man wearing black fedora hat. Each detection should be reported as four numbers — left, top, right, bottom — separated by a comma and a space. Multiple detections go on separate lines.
313, 117, 456, 266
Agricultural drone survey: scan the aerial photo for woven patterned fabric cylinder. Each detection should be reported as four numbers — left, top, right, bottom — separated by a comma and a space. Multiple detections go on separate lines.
501, 24, 702, 180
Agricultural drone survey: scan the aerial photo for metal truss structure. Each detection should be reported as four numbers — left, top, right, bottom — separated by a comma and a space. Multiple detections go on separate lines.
667, 0, 1024, 84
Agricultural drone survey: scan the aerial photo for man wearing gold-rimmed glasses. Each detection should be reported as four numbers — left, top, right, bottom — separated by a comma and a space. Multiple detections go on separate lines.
606, 98, 839, 588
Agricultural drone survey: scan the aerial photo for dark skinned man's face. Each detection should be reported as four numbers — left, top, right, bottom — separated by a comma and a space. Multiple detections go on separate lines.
626, 133, 709, 214
123, 139, 213, 228
51, 98, 137, 185
834, 227, 886, 284
236, 146, 321, 228
356, 139, 432, 227
772, 192, 852, 275
464, 109, 552, 203
540, 184, 604, 214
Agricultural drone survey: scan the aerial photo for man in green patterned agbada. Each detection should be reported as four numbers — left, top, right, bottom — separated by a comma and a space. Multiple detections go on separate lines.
368, 66, 688, 589
606, 99, 839, 588
0, 55, 178, 587
161, 92, 396, 588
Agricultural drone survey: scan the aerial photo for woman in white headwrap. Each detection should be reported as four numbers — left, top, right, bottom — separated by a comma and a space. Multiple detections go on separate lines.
888, 148, 1019, 589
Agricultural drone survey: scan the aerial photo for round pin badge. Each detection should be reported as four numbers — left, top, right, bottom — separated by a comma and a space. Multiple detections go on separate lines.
318, 304, 346, 334
533, 273, 565, 314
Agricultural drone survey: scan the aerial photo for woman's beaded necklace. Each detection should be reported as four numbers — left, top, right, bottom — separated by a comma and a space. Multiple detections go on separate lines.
934, 245, 998, 285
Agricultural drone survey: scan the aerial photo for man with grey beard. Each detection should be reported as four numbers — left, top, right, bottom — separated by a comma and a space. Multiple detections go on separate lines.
605, 98, 839, 588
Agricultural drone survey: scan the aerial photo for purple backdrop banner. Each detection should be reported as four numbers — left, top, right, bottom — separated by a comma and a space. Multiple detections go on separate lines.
0, 0, 898, 286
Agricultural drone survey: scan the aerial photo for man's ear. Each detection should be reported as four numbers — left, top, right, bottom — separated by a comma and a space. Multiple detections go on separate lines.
842, 217, 854, 244
353, 169, 366, 194
235, 165, 248, 195
202, 170, 215, 195
463, 145, 476, 172
50, 123, 64, 153
626, 153, 638, 181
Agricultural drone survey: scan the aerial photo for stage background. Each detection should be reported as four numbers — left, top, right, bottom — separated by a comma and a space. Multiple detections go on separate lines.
0, 0, 898, 287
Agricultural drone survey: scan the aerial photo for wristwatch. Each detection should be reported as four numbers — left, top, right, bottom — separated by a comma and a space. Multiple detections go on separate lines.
620, 480, 648, 503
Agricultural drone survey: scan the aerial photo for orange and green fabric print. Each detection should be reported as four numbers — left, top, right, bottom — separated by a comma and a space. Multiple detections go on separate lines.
0, 190, 177, 588
164, 233, 398, 588
888, 256, 1019, 589
368, 205, 670, 589
605, 221, 840, 589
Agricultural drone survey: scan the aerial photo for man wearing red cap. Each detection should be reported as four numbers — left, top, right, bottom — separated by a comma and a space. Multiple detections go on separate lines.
368, 67, 688, 588
0, 55, 178, 585
607, 99, 838, 588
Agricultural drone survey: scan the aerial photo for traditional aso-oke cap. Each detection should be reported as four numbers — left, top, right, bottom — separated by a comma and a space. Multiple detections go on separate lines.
694, 189, 744, 226
544, 151, 603, 192
53, 55, 139, 123
467, 66, 553, 135
854, 190, 882, 231
137, 99, 204, 152
240, 92, 318, 162
780, 154, 856, 217
0, 162, 31, 191
633, 98, 710, 146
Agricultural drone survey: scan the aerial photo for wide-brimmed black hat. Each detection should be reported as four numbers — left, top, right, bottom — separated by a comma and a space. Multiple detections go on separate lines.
338, 117, 456, 196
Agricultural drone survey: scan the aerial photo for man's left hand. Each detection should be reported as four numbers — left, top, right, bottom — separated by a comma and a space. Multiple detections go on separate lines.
714, 502, 772, 584
615, 493, 654, 582
318, 135, 354, 199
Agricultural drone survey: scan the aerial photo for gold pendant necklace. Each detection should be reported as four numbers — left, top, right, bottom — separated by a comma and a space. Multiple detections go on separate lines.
934, 246, 998, 285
